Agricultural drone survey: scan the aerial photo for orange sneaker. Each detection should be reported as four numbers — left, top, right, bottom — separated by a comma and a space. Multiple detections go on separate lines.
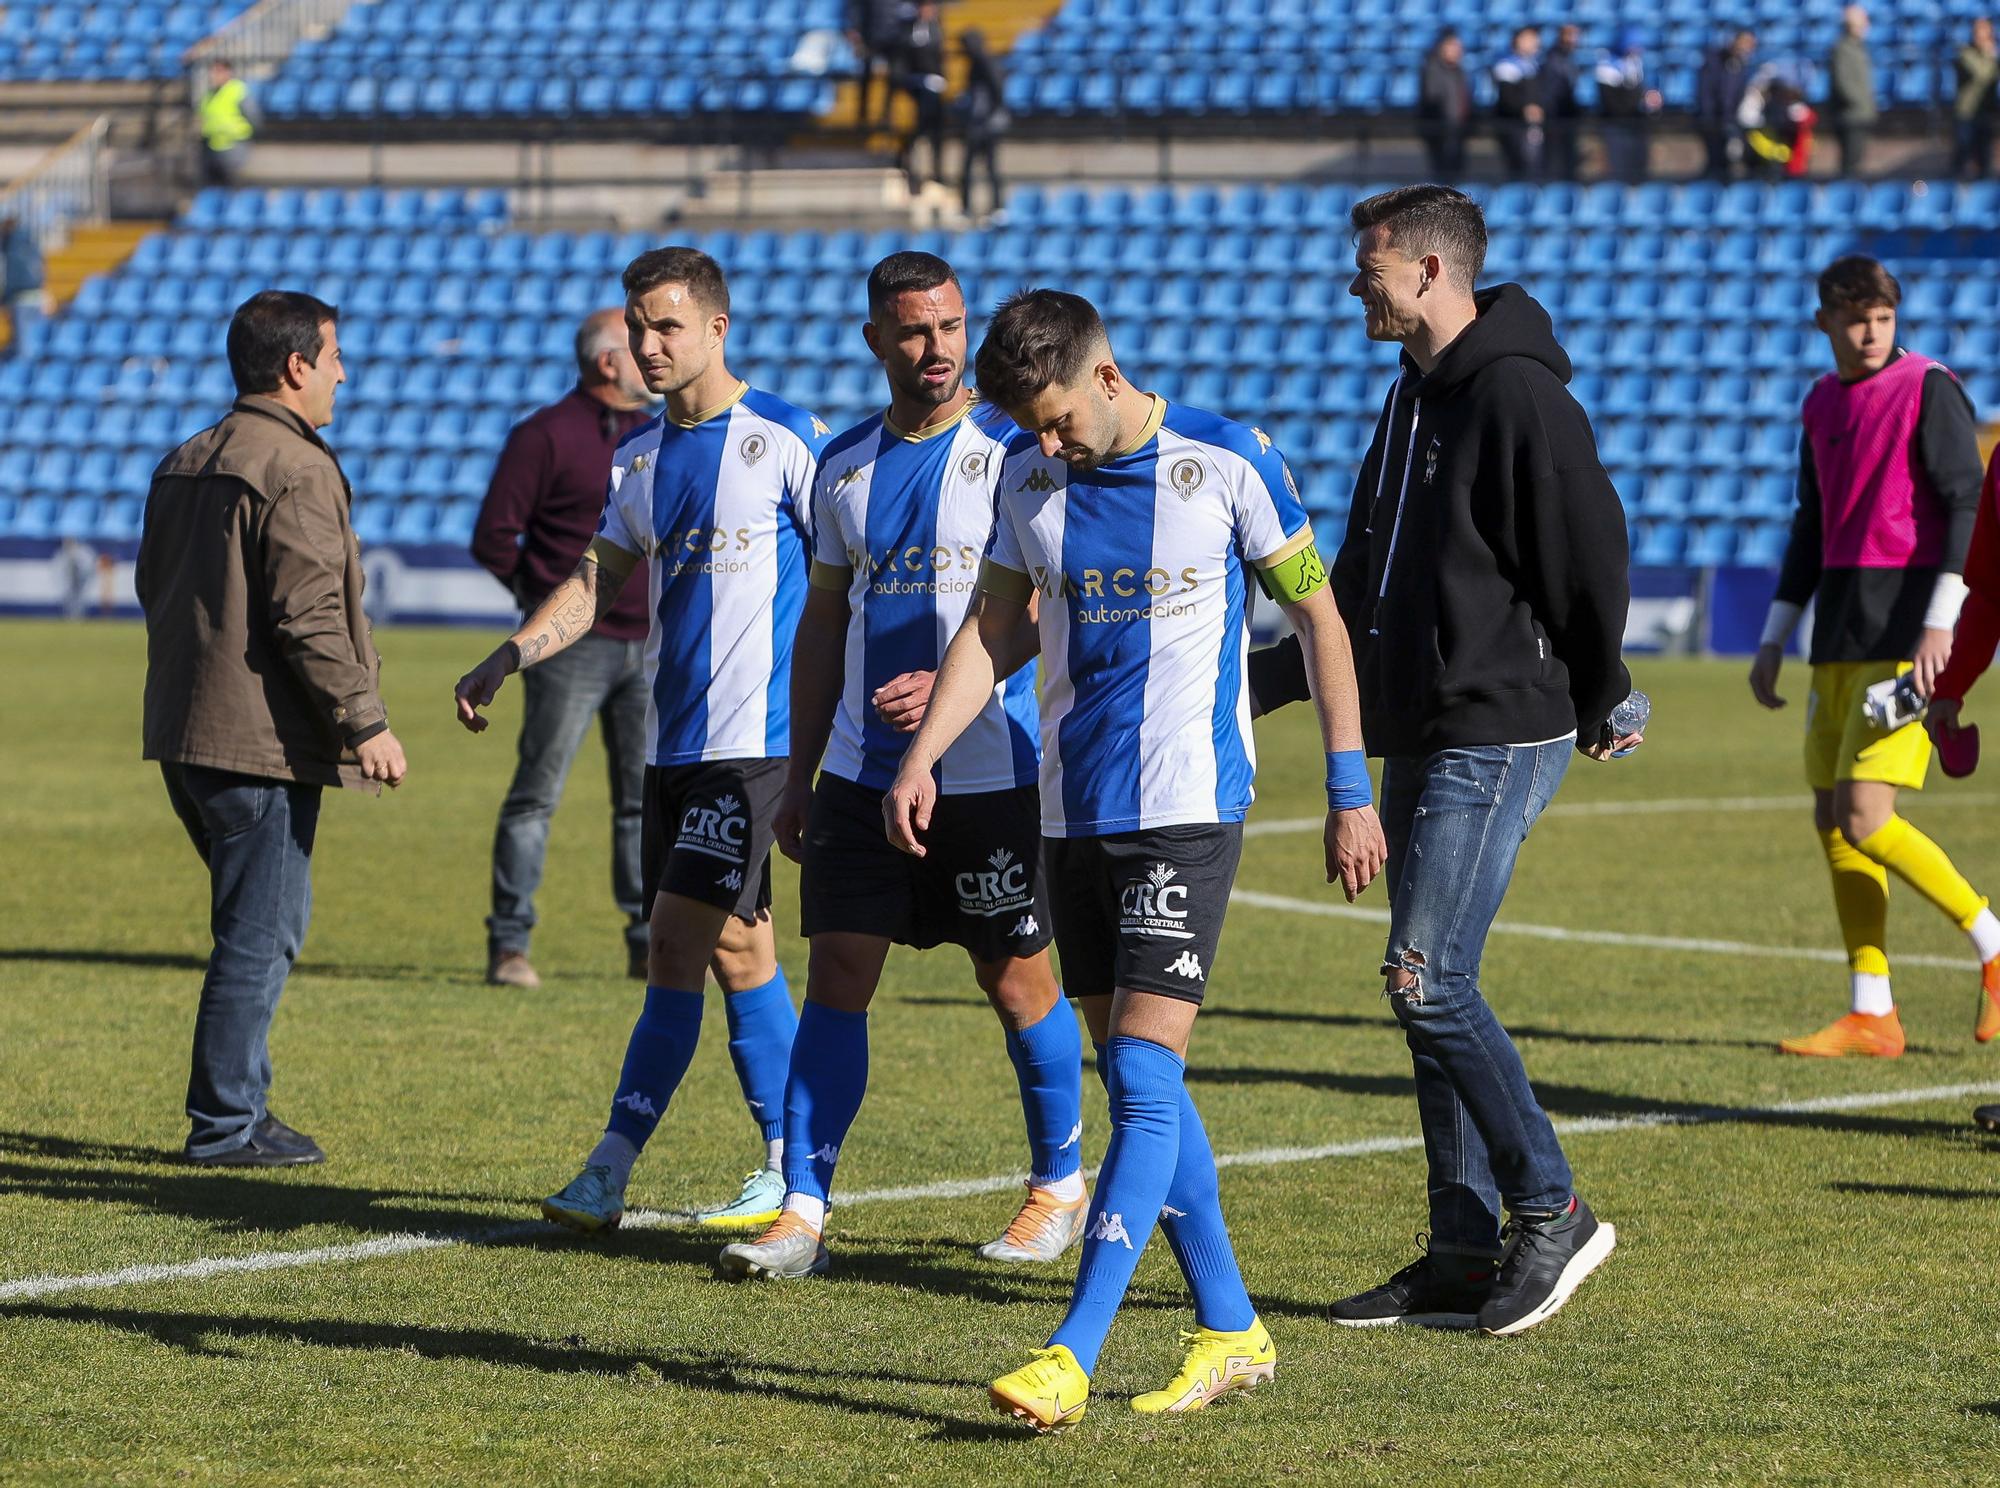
1779, 1009, 1905, 1058
1977, 958, 2000, 1044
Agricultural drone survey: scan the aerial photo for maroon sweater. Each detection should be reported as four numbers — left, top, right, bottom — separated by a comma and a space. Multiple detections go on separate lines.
470, 387, 651, 642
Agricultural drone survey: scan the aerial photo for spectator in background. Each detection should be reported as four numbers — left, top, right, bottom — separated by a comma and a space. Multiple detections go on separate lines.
197, 59, 256, 187
894, 0, 948, 195
1418, 28, 1472, 177
958, 27, 1009, 222
1742, 65, 1819, 177
1827, 6, 1876, 178
0, 215, 46, 358
137, 290, 407, 1166
1595, 27, 1662, 181
1542, 23, 1585, 180
1698, 28, 1758, 177
845, 0, 905, 130
1491, 26, 1545, 177
469, 308, 654, 989
1952, 19, 1999, 180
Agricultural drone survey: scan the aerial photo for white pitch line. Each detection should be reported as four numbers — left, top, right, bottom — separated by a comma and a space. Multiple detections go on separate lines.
1228, 887, 1979, 972
1243, 791, 2000, 838
5, 1081, 1996, 1304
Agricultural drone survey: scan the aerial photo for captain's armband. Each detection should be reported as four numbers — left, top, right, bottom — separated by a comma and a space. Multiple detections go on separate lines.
584, 537, 641, 579
1256, 531, 1329, 604
977, 558, 1034, 605
809, 558, 853, 592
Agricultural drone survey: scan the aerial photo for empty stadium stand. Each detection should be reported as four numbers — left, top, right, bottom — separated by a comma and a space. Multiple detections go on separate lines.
0, 2, 254, 83
3, 179, 1997, 571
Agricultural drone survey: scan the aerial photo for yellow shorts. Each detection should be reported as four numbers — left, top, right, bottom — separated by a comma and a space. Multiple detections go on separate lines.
1803, 660, 1932, 792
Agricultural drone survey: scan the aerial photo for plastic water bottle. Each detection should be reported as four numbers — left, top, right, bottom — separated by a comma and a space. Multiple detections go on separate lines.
1607, 689, 1649, 758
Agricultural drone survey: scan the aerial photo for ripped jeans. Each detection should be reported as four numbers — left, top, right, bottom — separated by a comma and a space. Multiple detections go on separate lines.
1379, 740, 1575, 1255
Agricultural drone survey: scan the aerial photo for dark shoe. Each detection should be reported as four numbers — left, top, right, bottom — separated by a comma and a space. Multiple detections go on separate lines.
627, 941, 649, 981
488, 949, 541, 988
190, 1114, 325, 1168
1329, 1236, 1494, 1329
1975, 1104, 2000, 1133
1477, 1197, 1616, 1336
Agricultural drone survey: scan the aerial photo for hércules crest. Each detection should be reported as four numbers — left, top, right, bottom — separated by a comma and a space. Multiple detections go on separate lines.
740, 433, 768, 466
960, 449, 989, 483
1169, 458, 1205, 501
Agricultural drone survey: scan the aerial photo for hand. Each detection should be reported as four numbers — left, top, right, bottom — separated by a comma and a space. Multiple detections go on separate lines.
356, 729, 408, 788
1525, 104, 1545, 123
774, 772, 814, 863
872, 669, 935, 733
1326, 804, 1387, 903
882, 764, 939, 857
1582, 728, 1644, 761
1910, 627, 1953, 699
1748, 644, 1787, 710
1926, 694, 1964, 741
454, 646, 515, 732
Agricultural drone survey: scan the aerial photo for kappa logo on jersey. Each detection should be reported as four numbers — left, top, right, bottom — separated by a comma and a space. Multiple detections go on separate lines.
810, 414, 831, 437
1169, 457, 1206, 501
1166, 950, 1206, 982
1120, 862, 1196, 941
630, 454, 647, 472
677, 792, 748, 862
1018, 466, 1058, 492
614, 1091, 658, 1119
832, 463, 865, 493
957, 846, 1034, 920
1088, 1210, 1134, 1249
1010, 914, 1040, 938
959, 449, 989, 483
1251, 426, 1273, 453
718, 869, 745, 892
740, 432, 768, 466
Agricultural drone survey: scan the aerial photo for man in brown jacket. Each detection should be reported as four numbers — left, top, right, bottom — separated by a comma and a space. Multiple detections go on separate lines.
137, 289, 407, 1166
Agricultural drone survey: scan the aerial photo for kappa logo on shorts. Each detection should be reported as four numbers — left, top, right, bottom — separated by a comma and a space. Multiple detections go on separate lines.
1010, 914, 1040, 938
677, 791, 749, 863
956, 846, 1034, 920
1088, 1210, 1134, 1249
1166, 950, 1206, 982
1119, 862, 1195, 941
718, 869, 744, 892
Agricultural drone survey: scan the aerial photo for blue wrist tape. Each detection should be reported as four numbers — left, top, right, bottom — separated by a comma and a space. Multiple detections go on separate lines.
1326, 749, 1371, 810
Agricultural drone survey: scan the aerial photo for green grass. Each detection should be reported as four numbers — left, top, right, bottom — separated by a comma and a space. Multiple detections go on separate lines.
4, 620, 2000, 1485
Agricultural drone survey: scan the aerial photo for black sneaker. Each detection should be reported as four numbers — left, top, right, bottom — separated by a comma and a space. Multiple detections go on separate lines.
1477, 1196, 1616, 1337
1329, 1237, 1496, 1329
190, 1114, 326, 1168
1976, 1104, 2000, 1134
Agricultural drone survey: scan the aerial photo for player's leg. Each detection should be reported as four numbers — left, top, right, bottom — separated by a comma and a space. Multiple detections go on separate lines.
686, 910, 796, 1228
1371, 744, 1613, 1337
486, 640, 602, 986
598, 638, 651, 979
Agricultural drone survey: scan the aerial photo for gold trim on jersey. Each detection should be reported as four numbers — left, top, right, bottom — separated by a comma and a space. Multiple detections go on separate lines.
1255, 524, 1315, 570
885, 394, 977, 443
673, 379, 749, 428
1108, 394, 1167, 459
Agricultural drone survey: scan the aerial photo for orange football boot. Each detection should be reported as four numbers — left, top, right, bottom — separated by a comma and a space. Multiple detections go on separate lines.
1976, 958, 2000, 1043
1779, 1009, 1905, 1058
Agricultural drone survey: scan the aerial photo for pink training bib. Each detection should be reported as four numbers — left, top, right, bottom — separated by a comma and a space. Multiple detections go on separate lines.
1801, 350, 1952, 569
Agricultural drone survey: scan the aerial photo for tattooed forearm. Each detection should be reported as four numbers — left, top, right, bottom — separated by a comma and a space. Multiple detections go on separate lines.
517, 635, 549, 666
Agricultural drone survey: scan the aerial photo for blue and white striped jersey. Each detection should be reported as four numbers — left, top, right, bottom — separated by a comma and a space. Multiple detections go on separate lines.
985, 397, 1313, 837
811, 398, 1039, 795
596, 382, 830, 765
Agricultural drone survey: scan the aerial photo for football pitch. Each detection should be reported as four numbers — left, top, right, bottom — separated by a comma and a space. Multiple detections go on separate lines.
4, 619, 1999, 1485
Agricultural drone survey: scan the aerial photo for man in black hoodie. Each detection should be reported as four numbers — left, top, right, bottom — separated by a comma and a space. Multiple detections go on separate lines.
1253, 185, 1635, 1336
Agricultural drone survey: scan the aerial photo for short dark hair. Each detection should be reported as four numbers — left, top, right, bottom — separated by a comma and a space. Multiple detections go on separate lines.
1350, 184, 1487, 293
226, 289, 337, 396
1819, 254, 1901, 315
867, 250, 961, 316
622, 246, 730, 316
973, 288, 1107, 409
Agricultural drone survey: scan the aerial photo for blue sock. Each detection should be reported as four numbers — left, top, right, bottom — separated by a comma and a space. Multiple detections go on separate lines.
781, 1000, 869, 1206
1005, 998, 1084, 1185
724, 968, 797, 1145
1090, 1043, 1252, 1333
603, 986, 704, 1148
1049, 1035, 1183, 1375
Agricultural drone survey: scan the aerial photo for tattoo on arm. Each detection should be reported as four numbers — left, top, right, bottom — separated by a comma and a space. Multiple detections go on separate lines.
549, 587, 593, 643
518, 635, 549, 667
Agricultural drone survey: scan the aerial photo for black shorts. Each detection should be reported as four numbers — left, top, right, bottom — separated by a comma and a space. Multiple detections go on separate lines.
1044, 823, 1244, 1005
799, 772, 1054, 961
641, 758, 784, 923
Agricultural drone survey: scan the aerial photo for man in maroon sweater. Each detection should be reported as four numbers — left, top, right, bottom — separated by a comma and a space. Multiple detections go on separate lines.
471, 309, 653, 986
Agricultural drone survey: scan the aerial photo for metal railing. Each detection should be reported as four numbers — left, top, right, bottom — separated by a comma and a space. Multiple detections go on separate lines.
184, 0, 366, 91
0, 118, 111, 252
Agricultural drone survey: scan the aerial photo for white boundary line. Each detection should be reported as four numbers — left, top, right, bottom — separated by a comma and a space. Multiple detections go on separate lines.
1243, 791, 2000, 838
5, 1079, 1996, 1304
1228, 888, 1980, 971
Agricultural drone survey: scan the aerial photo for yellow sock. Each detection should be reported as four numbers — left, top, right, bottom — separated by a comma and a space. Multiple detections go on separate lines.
1820, 828, 1890, 977
1853, 816, 1988, 930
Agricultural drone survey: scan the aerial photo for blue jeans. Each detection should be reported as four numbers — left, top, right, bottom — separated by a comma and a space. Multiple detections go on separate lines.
162, 762, 321, 1158
488, 632, 648, 956
1379, 740, 1575, 1254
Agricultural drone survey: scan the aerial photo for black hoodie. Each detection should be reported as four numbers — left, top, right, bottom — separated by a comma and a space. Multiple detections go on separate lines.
1251, 284, 1631, 757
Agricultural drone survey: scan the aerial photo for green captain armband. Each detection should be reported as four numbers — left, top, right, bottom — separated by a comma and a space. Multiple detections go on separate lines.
1256, 538, 1329, 604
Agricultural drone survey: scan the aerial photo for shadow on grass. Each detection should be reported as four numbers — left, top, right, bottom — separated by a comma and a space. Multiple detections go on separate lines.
0, 946, 444, 982
1964, 1401, 2000, 1419
1830, 1180, 1997, 1202
1199, 1004, 1776, 1052
0, 1302, 1023, 1442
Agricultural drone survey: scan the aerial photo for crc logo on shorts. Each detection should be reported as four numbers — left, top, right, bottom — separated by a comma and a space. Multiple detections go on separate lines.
1120, 863, 1194, 941
678, 792, 748, 863
957, 846, 1033, 920
740, 432, 768, 466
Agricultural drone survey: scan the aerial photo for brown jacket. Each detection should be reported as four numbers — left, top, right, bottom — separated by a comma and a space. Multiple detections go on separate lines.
137, 395, 386, 790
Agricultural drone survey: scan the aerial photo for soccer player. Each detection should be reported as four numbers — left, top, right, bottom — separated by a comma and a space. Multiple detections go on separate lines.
1750, 254, 2000, 1057
886, 288, 1386, 1428
454, 248, 828, 1231
715, 253, 1088, 1282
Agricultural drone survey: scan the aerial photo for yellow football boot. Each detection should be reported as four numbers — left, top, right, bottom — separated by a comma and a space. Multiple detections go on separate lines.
1130, 1320, 1276, 1415
988, 1344, 1090, 1431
